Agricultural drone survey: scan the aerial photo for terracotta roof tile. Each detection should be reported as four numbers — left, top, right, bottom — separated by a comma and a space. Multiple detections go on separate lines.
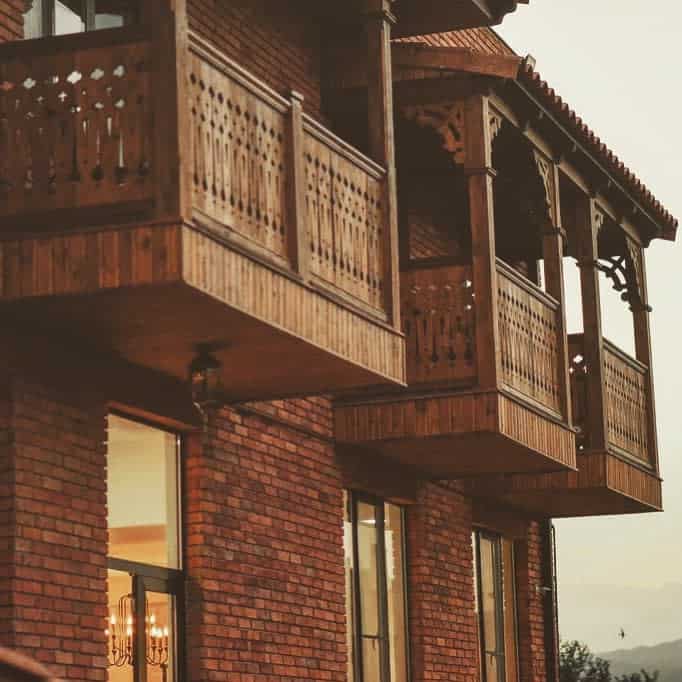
395, 28, 678, 238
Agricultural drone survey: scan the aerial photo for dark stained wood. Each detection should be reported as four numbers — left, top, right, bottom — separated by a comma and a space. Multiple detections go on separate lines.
465, 94, 501, 391
576, 198, 608, 450
364, 0, 401, 328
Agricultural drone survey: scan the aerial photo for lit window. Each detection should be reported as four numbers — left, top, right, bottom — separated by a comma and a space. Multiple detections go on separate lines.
106, 414, 183, 682
473, 531, 519, 682
344, 491, 409, 682
23, 0, 136, 38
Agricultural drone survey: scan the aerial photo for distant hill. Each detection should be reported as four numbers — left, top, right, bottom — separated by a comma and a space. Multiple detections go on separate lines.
600, 639, 682, 682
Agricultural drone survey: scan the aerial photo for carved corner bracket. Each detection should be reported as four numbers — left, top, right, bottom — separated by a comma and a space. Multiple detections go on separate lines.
402, 102, 466, 165
597, 236, 650, 312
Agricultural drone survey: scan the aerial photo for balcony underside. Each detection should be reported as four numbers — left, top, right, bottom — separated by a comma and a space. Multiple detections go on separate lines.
334, 390, 576, 478
465, 451, 662, 516
0, 223, 405, 401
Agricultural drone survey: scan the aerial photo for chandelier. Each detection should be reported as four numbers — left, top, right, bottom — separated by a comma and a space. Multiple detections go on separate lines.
106, 594, 170, 681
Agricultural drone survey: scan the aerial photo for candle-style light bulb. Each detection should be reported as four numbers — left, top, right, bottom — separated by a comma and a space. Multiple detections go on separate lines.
110, 614, 116, 625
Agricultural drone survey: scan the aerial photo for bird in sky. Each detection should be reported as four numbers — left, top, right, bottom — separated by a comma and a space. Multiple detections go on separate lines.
619, 628, 626, 640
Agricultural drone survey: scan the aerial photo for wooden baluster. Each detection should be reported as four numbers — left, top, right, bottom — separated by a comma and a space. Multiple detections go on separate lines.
576, 198, 608, 452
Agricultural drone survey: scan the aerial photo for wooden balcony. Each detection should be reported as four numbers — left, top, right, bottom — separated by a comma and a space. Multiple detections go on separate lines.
0, 28, 404, 400
466, 335, 661, 515
334, 259, 577, 477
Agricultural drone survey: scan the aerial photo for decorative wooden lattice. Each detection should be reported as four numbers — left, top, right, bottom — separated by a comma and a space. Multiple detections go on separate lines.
496, 261, 562, 413
401, 265, 476, 385
603, 341, 649, 462
0, 38, 153, 217
303, 122, 386, 310
188, 49, 289, 259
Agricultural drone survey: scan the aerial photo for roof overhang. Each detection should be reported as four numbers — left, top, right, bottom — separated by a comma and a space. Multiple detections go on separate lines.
392, 0, 529, 39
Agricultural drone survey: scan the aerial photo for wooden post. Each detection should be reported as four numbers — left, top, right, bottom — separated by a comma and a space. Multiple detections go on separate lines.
631, 245, 659, 471
464, 93, 500, 391
287, 90, 309, 280
575, 197, 608, 451
146, 0, 190, 222
364, 0, 400, 328
542, 163, 572, 425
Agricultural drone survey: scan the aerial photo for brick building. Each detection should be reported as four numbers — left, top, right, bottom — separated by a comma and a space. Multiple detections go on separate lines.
0, 1, 677, 682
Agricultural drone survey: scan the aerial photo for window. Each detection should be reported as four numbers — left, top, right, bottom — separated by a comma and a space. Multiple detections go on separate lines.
23, 0, 136, 39
344, 492, 409, 682
106, 414, 183, 682
473, 531, 519, 682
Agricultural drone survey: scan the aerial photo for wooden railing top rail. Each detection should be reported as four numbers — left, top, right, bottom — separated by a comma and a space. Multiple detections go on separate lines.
603, 338, 648, 374
302, 114, 386, 180
188, 31, 291, 114
0, 24, 150, 59
495, 257, 560, 312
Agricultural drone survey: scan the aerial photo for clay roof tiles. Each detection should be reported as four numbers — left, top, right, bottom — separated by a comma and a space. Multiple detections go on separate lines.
396, 28, 678, 238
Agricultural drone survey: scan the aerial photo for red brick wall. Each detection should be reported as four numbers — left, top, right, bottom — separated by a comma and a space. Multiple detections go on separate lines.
187, 0, 325, 121
407, 481, 480, 682
0, 0, 23, 42
516, 521, 551, 682
0, 373, 108, 681
184, 397, 348, 681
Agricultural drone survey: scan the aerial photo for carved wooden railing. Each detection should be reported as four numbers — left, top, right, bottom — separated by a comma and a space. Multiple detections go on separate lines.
187, 34, 389, 315
568, 334, 651, 464
0, 28, 154, 222
496, 259, 563, 414
187, 39, 290, 260
401, 264, 476, 386
303, 117, 386, 311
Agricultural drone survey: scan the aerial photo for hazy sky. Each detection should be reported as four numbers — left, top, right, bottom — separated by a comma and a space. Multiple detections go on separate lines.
498, 2, 682, 652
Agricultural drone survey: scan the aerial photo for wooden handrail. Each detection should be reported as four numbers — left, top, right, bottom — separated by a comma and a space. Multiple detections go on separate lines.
603, 337, 648, 374
495, 257, 560, 311
302, 114, 386, 180
0, 24, 150, 58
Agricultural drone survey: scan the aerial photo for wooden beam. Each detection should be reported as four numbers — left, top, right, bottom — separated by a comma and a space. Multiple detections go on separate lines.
464, 94, 500, 391
393, 43, 521, 79
631, 245, 659, 472
576, 197, 608, 451
365, 0, 401, 328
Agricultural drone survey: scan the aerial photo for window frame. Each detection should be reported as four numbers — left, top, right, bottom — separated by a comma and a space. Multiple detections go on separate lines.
473, 530, 520, 682
25, 0, 135, 38
106, 412, 186, 682
346, 491, 411, 682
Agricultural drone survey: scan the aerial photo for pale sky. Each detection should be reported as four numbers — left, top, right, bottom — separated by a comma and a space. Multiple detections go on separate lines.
498, 2, 682, 653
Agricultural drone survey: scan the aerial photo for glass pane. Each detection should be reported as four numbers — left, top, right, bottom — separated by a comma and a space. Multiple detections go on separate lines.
361, 637, 381, 682
107, 415, 181, 568
502, 539, 519, 682
94, 0, 135, 29
357, 502, 380, 638
23, 0, 44, 39
385, 503, 408, 682
106, 569, 134, 682
146, 592, 175, 682
485, 651, 500, 682
478, 534, 505, 682
343, 492, 355, 682
55, 0, 86, 35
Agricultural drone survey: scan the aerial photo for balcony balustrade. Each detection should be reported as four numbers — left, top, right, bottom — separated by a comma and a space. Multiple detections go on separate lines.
0, 27, 405, 400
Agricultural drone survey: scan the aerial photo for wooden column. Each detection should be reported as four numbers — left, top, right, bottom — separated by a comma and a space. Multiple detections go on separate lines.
287, 90, 309, 280
541, 162, 572, 425
364, 0, 400, 327
576, 198, 608, 451
631, 245, 659, 471
464, 94, 500, 390
146, 0, 190, 222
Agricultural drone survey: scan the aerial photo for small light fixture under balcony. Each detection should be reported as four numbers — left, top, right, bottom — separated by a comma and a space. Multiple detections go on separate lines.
189, 345, 223, 409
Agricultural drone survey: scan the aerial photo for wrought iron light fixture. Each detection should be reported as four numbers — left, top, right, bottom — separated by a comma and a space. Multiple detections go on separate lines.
189, 345, 223, 409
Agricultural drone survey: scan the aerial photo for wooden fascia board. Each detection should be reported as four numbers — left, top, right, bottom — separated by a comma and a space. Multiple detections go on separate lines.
393, 43, 521, 80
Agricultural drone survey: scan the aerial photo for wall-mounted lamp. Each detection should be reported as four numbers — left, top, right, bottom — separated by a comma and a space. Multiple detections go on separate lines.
189, 345, 223, 409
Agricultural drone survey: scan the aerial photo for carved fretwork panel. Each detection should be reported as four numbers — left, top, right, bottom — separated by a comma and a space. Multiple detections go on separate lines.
489, 108, 503, 144
402, 102, 466, 164
597, 229, 648, 311
401, 265, 476, 386
0, 39, 153, 218
188, 50, 289, 259
532, 150, 556, 229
